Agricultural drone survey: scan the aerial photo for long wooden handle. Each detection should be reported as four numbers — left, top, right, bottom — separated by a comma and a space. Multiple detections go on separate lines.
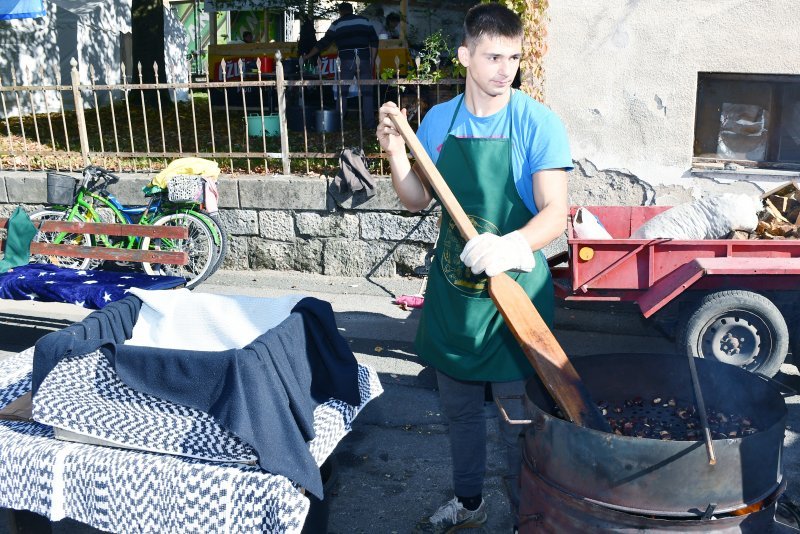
394, 115, 478, 242
390, 112, 609, 431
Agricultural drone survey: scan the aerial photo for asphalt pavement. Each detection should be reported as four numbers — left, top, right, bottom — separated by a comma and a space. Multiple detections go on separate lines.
1, 269, 799, 532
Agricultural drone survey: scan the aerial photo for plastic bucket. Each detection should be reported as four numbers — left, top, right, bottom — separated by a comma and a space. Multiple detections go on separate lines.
46, 172, 77, 204
246, 114, 280, 137
313, 109, 340, 133
261, 56, 275, 73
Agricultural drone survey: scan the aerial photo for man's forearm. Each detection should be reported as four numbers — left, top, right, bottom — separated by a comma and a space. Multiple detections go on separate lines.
387, 152, 430, 212
517, 203, 568, 251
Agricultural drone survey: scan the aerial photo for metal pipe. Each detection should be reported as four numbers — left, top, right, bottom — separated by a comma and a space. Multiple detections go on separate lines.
687, 353, 717, 465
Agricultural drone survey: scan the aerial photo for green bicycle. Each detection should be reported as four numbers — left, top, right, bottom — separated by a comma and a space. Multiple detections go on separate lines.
32, 165, 228, 289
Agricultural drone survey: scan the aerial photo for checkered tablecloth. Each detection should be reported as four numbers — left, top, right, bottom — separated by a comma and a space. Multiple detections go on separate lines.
0, 347, 383, 533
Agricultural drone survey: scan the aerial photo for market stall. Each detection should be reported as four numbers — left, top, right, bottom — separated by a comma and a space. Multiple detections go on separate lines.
204, 0, 295, 108
204, 0, 412, 82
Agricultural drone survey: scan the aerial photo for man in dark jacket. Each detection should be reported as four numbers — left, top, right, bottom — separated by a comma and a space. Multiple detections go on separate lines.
301, 2, 378, 128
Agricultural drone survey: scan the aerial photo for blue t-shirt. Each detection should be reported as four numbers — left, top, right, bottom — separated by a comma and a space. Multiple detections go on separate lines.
416, 90, 573, 215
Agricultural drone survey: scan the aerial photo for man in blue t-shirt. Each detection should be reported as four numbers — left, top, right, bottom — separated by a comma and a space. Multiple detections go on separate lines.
377, 3, 572, 533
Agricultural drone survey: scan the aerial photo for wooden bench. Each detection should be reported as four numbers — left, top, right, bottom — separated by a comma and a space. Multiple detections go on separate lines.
0, 218, 188, 266
0, 218, 190, 326
0, 216, 193, 409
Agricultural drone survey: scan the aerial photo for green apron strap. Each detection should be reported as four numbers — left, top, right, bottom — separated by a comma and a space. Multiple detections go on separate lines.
447, 94, 465, 133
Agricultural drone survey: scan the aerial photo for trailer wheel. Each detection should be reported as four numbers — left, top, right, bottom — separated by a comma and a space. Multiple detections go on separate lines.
677, 290, 788, 377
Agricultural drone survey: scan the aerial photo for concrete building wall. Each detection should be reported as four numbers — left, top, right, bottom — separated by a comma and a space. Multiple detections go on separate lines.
545, 0, 800, 203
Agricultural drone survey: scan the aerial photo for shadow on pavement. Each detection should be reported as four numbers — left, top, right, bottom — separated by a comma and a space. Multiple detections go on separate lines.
0, 321, 62, 355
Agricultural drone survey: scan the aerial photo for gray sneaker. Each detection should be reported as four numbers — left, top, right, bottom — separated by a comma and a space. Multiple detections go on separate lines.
414, 496, 488, 533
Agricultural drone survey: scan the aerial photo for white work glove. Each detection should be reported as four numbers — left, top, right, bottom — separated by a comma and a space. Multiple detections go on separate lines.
459, 231, 536, 277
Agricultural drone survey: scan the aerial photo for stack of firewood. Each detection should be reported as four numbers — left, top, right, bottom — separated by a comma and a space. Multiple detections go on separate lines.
731, 182, 800, 239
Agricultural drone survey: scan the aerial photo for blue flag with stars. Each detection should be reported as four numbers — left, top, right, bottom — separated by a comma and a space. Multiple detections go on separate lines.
0, 264, 185, 309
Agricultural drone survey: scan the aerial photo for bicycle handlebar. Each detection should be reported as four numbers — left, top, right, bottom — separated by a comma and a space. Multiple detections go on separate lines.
83, 165, 121, 191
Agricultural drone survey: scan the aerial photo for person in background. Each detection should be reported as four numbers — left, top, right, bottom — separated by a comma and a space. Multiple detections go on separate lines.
376, 3, 572, 533
242, 30, 255, 43
366, 5, 387, 37
298, 12, 317, 58
302, 2, 378, 129
385, 12, 401, 40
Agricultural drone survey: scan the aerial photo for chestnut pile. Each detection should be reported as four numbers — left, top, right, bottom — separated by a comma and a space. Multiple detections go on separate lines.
555, 396, 758, 441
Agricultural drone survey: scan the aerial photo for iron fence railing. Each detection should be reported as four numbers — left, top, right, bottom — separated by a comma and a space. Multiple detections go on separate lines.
0, 53, 464, 176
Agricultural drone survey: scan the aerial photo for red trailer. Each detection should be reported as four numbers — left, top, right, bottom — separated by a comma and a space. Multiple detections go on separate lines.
550, 205, 800, 376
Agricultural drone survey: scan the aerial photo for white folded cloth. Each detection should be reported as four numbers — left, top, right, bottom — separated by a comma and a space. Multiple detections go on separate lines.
128, 288, 306, 351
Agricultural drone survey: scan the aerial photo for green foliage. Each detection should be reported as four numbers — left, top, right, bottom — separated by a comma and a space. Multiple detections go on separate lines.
480, 0, 527, 16
379, 67, 397, 81
406, 29, 461, 82
449, 57, 466, 79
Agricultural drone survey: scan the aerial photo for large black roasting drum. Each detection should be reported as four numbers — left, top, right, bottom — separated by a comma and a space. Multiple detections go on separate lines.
523, 353, 787, 517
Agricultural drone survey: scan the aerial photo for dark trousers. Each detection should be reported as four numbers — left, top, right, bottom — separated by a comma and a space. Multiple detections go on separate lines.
436, 370, 526, 528
338, 54, 375, 128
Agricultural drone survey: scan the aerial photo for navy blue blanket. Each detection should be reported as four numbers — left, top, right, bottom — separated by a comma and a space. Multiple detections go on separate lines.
0, 264, 185, 309
32, 295, 361, 499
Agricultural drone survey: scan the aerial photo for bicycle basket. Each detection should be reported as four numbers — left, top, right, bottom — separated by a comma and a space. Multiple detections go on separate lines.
46, 172, 78, 204
167, 175, 205, 204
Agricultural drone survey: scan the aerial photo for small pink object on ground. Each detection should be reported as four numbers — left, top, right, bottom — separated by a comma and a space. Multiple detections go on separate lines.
393, 295, 424, 309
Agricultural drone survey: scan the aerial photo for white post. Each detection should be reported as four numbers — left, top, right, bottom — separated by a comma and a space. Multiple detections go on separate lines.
275, 51, 290, 174
70, 58, 90, 167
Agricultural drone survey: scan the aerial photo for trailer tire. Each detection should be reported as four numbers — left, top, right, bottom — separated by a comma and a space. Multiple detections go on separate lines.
677, 290, 788, 377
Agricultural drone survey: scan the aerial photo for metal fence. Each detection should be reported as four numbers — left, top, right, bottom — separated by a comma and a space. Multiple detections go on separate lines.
0, 53, 464, 176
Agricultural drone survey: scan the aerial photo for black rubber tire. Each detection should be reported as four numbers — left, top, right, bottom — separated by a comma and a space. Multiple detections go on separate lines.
205, 211, 228, 274
677, 290, 789, 377
140, 212, 216, 289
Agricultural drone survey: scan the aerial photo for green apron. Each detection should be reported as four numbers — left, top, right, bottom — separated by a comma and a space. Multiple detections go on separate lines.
415, 91, 555, 382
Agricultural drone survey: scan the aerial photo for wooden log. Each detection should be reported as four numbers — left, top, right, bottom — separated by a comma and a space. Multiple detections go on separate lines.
764, 198, 791, 223
761, 181, 800, 200
731, 230, 751, 240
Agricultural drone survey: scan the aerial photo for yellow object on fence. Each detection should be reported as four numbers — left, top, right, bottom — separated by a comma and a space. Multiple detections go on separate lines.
151, 158, 221, 188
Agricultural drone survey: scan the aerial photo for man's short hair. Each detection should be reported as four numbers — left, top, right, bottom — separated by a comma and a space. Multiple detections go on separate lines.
338, 2, 353, 15
386, 12, 401, 25
463, 3, 523, 49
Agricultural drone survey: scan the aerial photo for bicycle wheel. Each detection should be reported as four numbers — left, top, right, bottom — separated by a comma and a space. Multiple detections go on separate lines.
29, 209, 98, 270
140, 212, 215, 289
205, 211, 228, 274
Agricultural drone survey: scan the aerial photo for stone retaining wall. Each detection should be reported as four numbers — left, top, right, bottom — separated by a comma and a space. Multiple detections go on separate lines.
0, 171, 439, 277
